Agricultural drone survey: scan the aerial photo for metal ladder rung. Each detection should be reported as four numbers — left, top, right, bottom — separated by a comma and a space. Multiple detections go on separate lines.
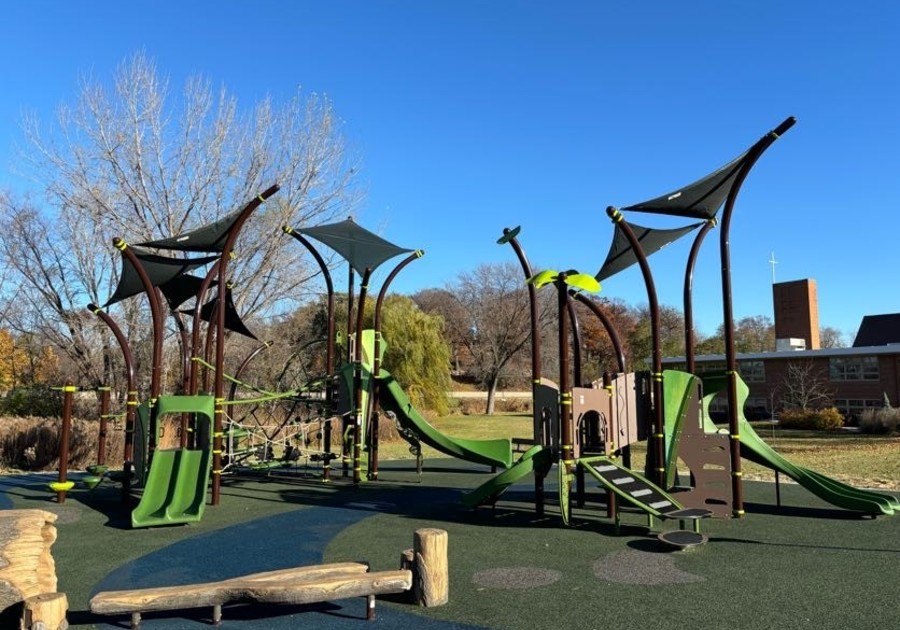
631, 489, 652, 498
594, 465, 618, 473
649, 500, 672, 509
612, 477, 634, 485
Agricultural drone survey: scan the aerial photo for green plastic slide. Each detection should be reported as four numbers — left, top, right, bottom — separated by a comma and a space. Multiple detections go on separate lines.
462, 445, 551, 508
131, 395, 216, 528
378, 371, 513, 470
701, 374, 897, 516
131, 448, 212, 528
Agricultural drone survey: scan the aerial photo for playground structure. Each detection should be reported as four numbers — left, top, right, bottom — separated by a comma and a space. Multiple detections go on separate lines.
64, 181, 514, 528
470, 116, 897, 544
46, 116, 897, 540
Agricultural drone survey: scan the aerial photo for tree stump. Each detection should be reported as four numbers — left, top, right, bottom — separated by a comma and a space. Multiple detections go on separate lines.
0, 510, 58, 611
413, 528, 448, 607
22, 592, 68, 630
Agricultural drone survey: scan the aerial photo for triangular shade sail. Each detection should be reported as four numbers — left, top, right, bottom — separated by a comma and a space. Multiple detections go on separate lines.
621, 149, 750, 219
183, 286, 258, 340
297, 219, 413, 275
103, 250, 218, 307
596, 220, 703, 282
159, 274, 216, 310
137, 208, 244, 253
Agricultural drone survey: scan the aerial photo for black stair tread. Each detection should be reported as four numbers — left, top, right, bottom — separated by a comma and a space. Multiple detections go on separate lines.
657, 530, 707, 549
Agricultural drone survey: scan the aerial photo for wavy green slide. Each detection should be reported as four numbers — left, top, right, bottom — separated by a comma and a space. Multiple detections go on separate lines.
378, 371, 513, 470
701, 373, 897, 516
131, 447, 212, 528
462, 445, 552, 508
131, 395, 216, 528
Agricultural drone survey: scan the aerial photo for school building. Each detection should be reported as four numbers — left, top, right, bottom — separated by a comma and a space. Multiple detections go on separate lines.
665, 279, 900, 422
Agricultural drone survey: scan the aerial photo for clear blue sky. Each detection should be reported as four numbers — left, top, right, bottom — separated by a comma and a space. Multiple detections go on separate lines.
2, 1, 898, 341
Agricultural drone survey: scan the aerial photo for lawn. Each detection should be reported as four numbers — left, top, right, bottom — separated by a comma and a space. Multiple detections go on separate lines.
375, 412, 900, 490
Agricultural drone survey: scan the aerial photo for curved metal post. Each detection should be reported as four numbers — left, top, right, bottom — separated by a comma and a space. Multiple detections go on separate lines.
368, 250, 424, 480
113, 238, 165, 464
283, 227, 337, 399
719, 116, 795, 517
210, 184, 280, 505
556, 273, 574, 474
605, 207, 666, 488
88, 303, 138, 500
683, 219, 717, 373
498, 226, 545, 516
571, 293, 627, 373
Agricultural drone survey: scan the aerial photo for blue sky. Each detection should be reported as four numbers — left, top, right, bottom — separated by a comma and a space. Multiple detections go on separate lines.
1, 1, 898, 341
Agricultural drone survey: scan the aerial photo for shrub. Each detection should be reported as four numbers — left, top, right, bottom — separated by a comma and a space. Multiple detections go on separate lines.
0, 386, 63, 418
858, 407, 900, 434
0, 416, 124, 471
777, 407, 844, 431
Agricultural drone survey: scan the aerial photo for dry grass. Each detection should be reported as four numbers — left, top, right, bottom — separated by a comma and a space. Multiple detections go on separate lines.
375, 415, 900, 490
2, 413, 897, 491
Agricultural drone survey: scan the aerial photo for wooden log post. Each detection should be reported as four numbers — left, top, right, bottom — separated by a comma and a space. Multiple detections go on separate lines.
22, 592, 68, 630
0, 510, 59, 612
412, 528, 448, 607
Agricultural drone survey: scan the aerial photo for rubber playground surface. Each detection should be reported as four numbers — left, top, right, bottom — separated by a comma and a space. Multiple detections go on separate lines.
3, 458, 899, 630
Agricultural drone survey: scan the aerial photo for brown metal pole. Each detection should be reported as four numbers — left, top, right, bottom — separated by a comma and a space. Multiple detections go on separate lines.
683, 219, 717, 374
112, 240, 165, 466
88, 303, 137, 500
605, 207, 666, 488
283, 227, 337, 405
497, 226, 545, 516
56, 385, 75, 503
557, 273, 574, 475
369, 251, 424, 480
719, 117, 796, 517
211, 184, 280, 506
97, 386, 110, 466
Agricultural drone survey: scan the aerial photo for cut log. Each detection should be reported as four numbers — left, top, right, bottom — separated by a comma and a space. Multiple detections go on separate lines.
413, 528, 448, 607
22, 591, 68, 630
90, 568, 412, 616
0, 510, 58, 611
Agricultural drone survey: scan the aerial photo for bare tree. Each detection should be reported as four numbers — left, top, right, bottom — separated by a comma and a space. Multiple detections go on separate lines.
444, 262, 548, 415
819, 326, 848, 349
1, 53, 361, 388
777, 360, 833, 411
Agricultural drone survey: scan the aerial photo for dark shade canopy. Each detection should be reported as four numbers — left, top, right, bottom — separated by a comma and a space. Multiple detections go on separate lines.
137, 208, 244, 253
183, 285, 258, 340
159, 274, 216, 310
297, 219, 413, 275
621, 149, 750, 219
103, 250, 219, 307
596, 220, 703, 282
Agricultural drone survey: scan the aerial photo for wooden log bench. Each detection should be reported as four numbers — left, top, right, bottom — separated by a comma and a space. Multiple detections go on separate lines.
90, 562, 413, 627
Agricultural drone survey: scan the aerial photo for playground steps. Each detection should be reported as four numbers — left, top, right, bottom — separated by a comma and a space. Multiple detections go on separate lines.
90, 562, 413, 627
583, 459, 681, 517
580, 457, 712, 547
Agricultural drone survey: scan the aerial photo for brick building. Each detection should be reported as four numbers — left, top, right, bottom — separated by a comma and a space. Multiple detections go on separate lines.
666, 279, 900, 421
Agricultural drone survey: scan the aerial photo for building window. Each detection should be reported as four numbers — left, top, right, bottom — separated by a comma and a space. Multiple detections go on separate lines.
829, 356, 879, 381
695, 361, 726, 376
738, 360, 765, 383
